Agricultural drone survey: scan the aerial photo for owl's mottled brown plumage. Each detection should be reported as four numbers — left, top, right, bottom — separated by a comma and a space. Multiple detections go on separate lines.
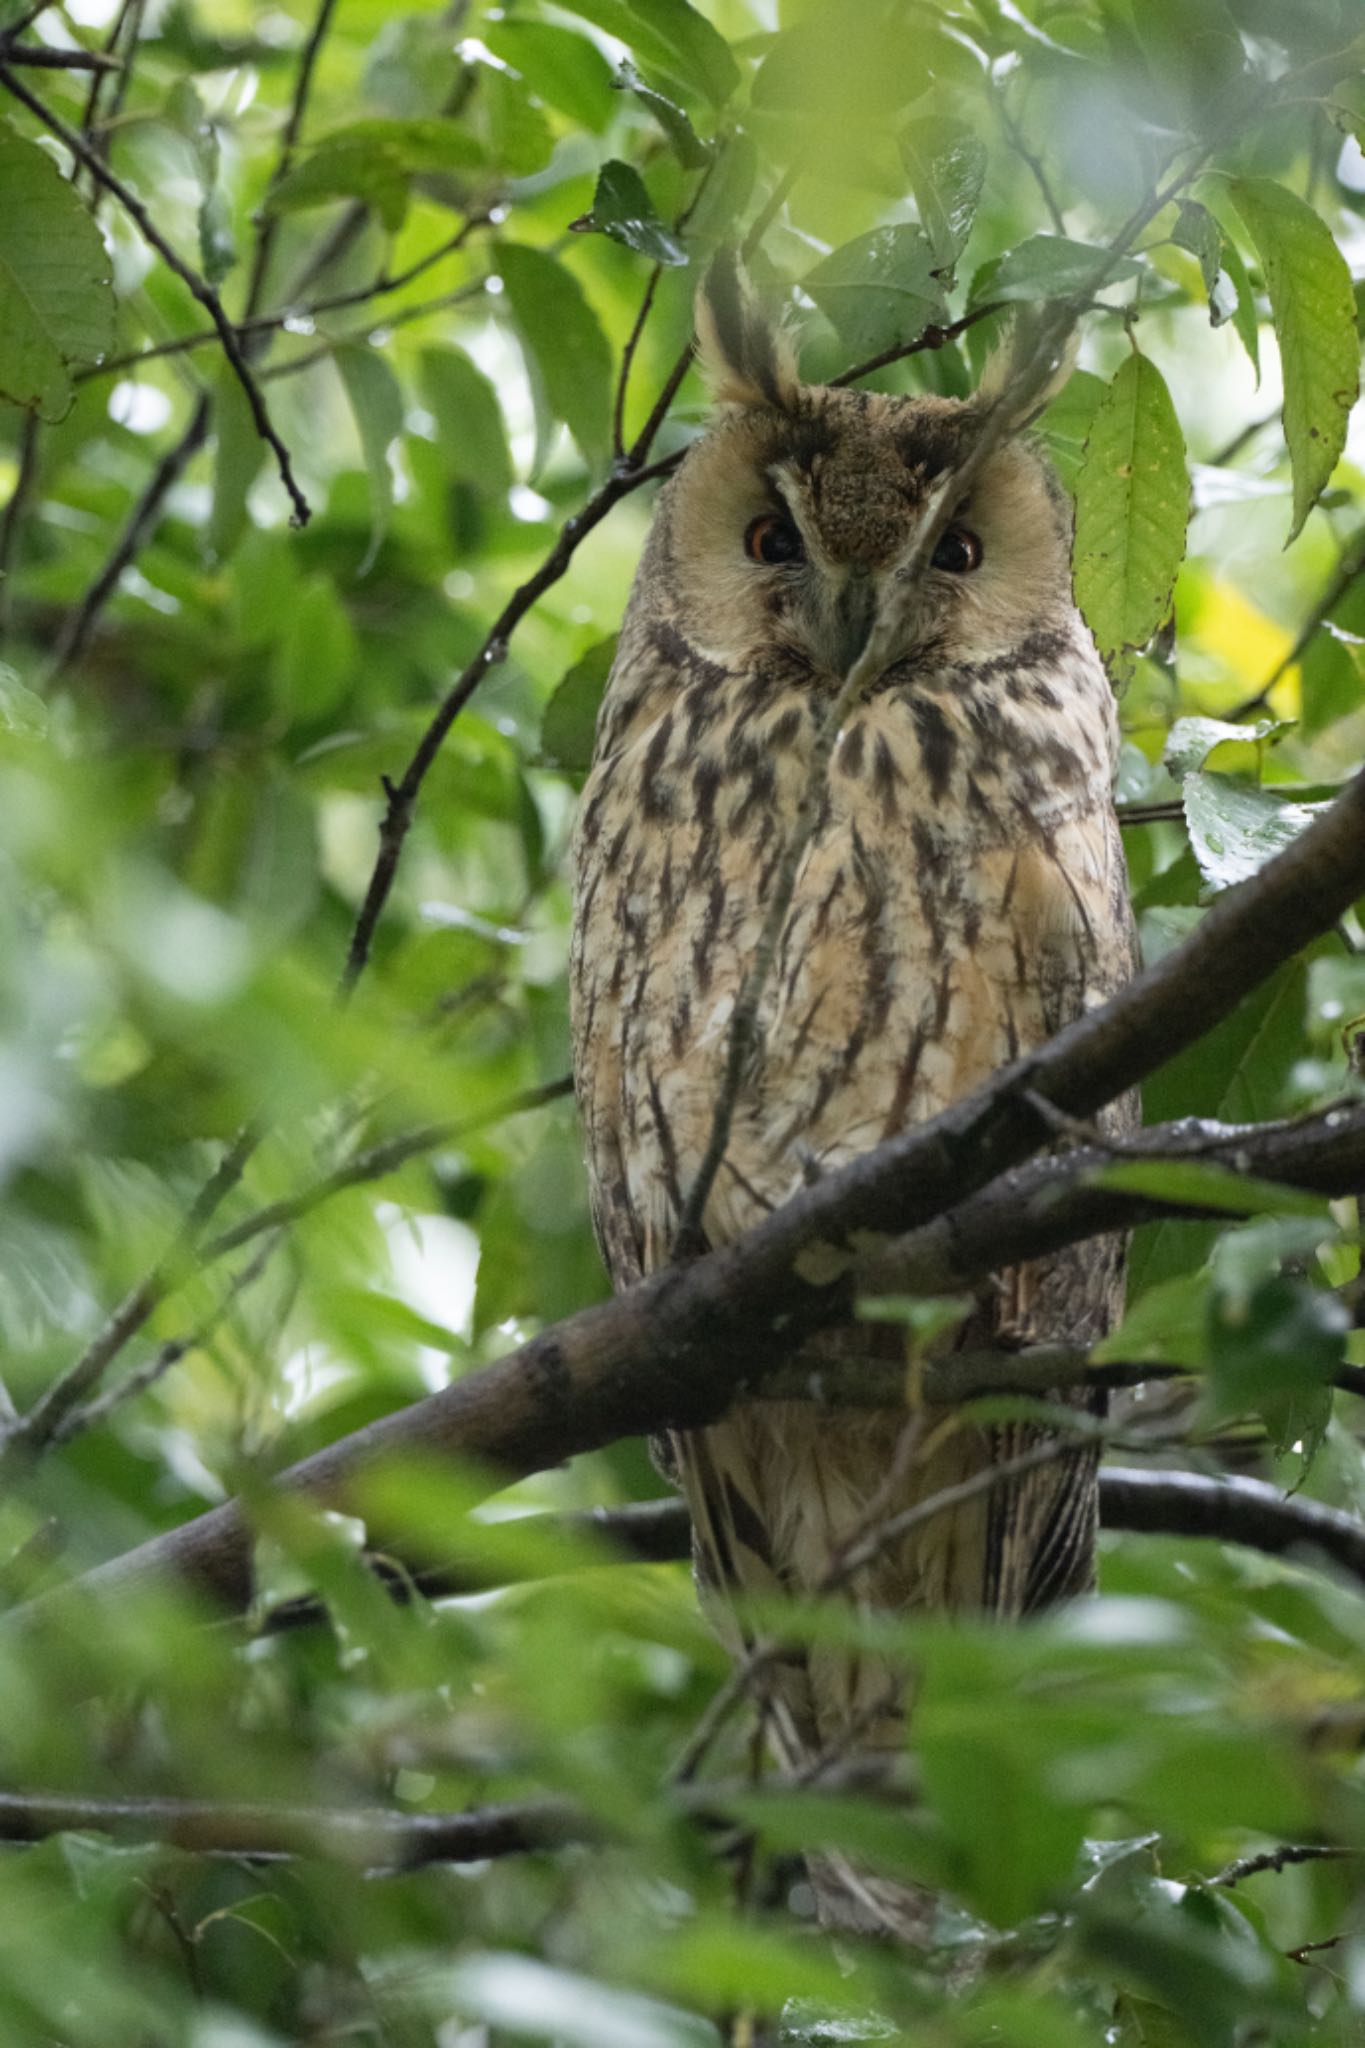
570, 266, 1136, 1938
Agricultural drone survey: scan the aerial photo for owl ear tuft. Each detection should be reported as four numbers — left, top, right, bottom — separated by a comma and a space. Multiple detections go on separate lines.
695, 250, 799, 413
974, 311, 1078, 431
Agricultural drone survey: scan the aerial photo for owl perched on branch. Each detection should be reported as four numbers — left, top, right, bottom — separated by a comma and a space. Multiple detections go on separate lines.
570, 257, 1136, 1940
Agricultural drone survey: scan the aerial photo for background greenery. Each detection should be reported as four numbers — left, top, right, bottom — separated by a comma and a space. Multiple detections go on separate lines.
1, 0, 1364, 2040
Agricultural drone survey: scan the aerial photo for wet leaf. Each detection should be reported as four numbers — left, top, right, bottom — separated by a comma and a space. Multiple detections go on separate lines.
0, 120, 115, 418
1229, 178, 1359, 539
572, 161, 687, 267
1073, 352, 1189, 672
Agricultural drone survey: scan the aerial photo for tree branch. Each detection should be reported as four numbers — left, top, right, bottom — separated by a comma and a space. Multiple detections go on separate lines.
0, 1791, 592, 1868
830, 303, 1006, 388
0, 63, 311, 526
0, 42, 120, 69
27, 787, 1365, 1614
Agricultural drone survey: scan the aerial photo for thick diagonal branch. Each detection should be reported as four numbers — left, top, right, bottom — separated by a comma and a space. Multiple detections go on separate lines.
20, 759, 1365, 1617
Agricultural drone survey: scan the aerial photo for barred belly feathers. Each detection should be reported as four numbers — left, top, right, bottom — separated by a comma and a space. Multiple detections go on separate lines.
569, 258, 1137, 1942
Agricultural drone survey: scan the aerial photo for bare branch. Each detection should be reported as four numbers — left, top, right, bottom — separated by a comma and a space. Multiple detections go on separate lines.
1100, 1468, 1365, 1588
1215, 1843, 1358, 1888
0, 42, 120, 69
0, 1791, 592, 1869
830, 303, 1006, 388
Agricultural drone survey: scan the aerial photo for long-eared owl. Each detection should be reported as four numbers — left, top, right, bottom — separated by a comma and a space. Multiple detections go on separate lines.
569, 257, 1137, 1939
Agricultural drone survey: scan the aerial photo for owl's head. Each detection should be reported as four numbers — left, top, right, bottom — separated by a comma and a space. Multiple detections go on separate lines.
657, 254, 1077, 682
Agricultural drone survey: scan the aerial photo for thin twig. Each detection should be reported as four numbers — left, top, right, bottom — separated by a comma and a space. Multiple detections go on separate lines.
76, 0, 141, 179
81, 222, 485, 382
1226, 522, 1365, 720
242, 0, 339, 319
14, 1078, 569, 1468
0, 1125, 257, 1462
201, 1076, 572, 1264
43, 0, 349, 673
52, 1231, 283, 1446
830, 302, 1006, 388
0, 64, 310, 525
612, 263, 665, 461
0, 42, 119, 69
993, 81, 1067, 233
1207, 408, 1277, 470
47, 393, 212, 676
1215, 1843, 1357, 1888
258, 276, 494, 381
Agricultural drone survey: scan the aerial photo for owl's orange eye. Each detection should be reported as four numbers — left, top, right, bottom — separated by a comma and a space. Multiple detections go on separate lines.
932, 526, 983, 573
745, 513, 804, 566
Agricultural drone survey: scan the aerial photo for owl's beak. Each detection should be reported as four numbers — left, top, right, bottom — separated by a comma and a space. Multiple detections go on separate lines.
832, 566, 877, 674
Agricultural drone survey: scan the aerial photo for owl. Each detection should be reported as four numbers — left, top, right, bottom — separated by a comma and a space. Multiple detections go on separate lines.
569, 256, 1137, 1940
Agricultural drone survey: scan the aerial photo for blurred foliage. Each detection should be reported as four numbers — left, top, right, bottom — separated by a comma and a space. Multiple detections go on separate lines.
0, 0, 1363, 2041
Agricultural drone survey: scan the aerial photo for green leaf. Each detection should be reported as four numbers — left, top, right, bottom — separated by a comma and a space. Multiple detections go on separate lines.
901, 116, 987, 272
1172, 199, 1222, 297
1073, 352, 1189, 672
0, 120, 116, 419
541, 638, 616, 773
334, 343, 404, 574
1207, 1273, 1345, 1460
1182, 774, 1327, 892
1162, 715, 1288, 777
553, 0, 739, 107
271, 575, 359, 724
682, 131, 757, 252
571, 161, 687, 267
418, 345, 512, 500
1092, 1269, 1209, 1368
267, 118, 486, 230
1131, 951, 1325, 1296
162, 78, 235, 285
804, 225, 948, 361
1209, 221, 1259, 376
483, 21, 616, 132
972, 233, 1145, 307
1091, 1158, 1332, 1222
497, 243, 612, 467
206, 364, 265, 562
1114, 1995, 1199, 2048
614, 58, 709, 167
1229, 178, 1359, 540
476, 64, 554, 178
